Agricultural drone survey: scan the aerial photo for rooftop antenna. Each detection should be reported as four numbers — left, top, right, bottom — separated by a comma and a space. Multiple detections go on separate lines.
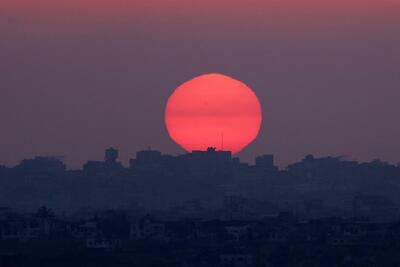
221, 131, 224, 151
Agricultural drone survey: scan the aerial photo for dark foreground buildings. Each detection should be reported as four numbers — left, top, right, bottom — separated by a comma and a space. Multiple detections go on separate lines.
1, 147, 400, 266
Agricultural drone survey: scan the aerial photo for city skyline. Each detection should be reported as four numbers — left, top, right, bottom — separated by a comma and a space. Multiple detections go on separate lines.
1, 145, 399, 216
2, 145, 399, 169
2, 1, 400, 266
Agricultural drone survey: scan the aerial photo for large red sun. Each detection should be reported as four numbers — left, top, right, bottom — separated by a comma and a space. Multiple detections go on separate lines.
165, 73, 262, 154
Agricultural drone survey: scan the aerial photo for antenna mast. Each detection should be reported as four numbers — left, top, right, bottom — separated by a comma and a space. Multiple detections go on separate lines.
221, 131, 224, 151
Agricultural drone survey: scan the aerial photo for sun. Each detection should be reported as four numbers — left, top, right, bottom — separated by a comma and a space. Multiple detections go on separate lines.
165, 73, 262, 154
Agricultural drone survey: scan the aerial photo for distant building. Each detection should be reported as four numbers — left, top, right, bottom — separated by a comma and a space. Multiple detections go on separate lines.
130, 147, 233, 180
0, 207, 11, 220
105, 147, 119, 163
131, 148, 163, 170
224, 221, 251, 242
220, 252, 253, 267
353, 193, 399, 222
83, 161, 107, 176
83, 148, 123, 176
180, 147, 233, 181
224, 195, 248, 220
15, 156, 66, 175
86, 238, 119, 250
130, 215, 167, 242
0, 165, 6, 173
287, 154, 358, 179
255, 154, 278, 172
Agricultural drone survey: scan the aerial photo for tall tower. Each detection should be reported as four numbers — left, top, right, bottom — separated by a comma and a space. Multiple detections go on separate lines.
105, 147, 119, 163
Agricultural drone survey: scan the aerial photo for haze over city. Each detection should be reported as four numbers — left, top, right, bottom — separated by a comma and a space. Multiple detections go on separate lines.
2, 1, 400, 266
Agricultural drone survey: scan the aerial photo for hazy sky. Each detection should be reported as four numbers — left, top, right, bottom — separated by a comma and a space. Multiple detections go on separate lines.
1, 0, 400, 168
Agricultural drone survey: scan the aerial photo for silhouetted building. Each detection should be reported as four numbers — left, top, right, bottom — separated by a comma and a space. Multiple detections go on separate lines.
220, 251, 253, 267
83, 148, 123, 176
130, 148, 163, 171
287, 154, 358, 179
15, 156, 66, 175
255, 154, 278, 172
224, 195, 248, 220
2, 146, 400, 225
180, 147, 232, 181
105, 147, 119, 163
353, 193, 399, 222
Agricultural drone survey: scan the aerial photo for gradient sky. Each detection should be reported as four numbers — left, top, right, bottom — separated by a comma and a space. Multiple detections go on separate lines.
1, 0, 400, 168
